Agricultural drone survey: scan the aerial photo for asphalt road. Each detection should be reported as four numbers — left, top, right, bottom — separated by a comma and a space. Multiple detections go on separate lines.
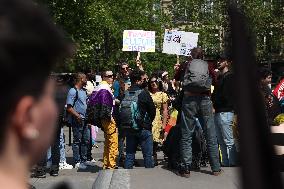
30, 127, 241, 189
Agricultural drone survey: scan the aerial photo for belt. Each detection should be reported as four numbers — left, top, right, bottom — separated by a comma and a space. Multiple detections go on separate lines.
184, 91, 210, 96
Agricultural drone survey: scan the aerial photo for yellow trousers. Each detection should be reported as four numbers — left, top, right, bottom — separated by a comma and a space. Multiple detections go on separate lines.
102, 118, 118, 169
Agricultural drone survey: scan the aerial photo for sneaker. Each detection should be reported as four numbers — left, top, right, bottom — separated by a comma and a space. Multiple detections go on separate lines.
213, 169, 224, 176
85, 159, 96, 166
176, 170, 191, 178
49, 170, 59, 177
30, 169, 46, 178
59, 162, 73, 170
75, 162, 87, 170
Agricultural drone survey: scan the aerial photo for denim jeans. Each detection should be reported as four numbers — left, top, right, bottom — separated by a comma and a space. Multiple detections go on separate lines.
72, 119, 90, 163
124, 129, 154, 169
59, 127, 67, 163
46, 126, 61, 168
180, 95, 220, 172
47, 128, 64, 163
215, 112, 236, 166
118, 128, 126, 160
48, 128, 66, 164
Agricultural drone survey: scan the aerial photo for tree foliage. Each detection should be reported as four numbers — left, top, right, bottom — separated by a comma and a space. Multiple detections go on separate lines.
37, 0, 283, 74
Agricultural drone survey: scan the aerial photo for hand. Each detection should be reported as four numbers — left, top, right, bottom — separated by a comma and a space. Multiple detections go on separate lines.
136, 60, 144, 70
174, 63, 180, 71
115, 99, 120, 105
76, 115, 83, 125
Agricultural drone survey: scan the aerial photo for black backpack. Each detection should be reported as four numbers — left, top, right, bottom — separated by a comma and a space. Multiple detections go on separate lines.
119, 90, 143, 130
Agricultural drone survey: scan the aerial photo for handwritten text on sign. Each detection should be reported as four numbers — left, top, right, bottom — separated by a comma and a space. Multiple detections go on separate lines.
123, 30, 155, 52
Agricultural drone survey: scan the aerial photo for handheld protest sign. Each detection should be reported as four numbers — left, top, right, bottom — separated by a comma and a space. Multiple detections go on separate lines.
123, 30, 155, 52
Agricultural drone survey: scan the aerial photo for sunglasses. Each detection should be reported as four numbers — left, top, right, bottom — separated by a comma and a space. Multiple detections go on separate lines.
121, 67, 129, 70
105, 75, 113, 78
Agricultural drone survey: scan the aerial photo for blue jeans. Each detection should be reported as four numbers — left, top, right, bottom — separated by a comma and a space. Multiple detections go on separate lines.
47, 128, 66, 163
59, 128, 67, 163
72, 120, 90, 163
180, 95, 220, 172
215, 112, 236, 166
124, 129, 154, 169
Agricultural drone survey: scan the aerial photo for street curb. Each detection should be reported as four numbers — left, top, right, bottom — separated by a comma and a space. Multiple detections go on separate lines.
93, 169, 130, 189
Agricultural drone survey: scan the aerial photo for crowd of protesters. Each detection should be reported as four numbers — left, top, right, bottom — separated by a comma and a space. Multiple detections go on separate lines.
2, 1, 284, 189
29, 46, 284, 180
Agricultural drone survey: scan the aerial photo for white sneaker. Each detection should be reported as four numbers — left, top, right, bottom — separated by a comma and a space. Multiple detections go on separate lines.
85, 159, 96, 166
75, 162, 87, 169
59, 162, 73, 170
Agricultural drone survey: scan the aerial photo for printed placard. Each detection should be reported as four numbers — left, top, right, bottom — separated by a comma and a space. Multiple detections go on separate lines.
162, 29, 199, 56
123, 30, 155, 52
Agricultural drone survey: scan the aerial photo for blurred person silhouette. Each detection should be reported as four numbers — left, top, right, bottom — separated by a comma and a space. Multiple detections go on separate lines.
0, 0, 72, 188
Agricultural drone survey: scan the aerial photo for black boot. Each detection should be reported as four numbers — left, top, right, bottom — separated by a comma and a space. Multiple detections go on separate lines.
31, 167, 46, 178
50, 165, 59, 177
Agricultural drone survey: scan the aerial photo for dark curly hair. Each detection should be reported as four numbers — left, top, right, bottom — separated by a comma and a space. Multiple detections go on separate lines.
148, 74, 163, 92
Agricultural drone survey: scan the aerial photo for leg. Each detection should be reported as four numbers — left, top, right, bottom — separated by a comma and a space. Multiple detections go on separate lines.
200, 97, 221, 172
50, 125, 61, 175
102, 119, 118, 169
215, 113, 229, 166
179, 96, 198, 172
87, 126, 93, 161
72, 124, 81, 164
46, 147, 52, 165
218, 112, 236, 166
153, 142, 158, 166
80, 121, 90, 163
118, 128, 126, 163
140, 130, 154, 168
103, 131, 109, 169
124, 132, 138, 169
107, 119, 118, 169
59, 127, 67, 163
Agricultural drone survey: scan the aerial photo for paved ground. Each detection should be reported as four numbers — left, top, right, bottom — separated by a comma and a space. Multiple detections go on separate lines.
30, 127, 241, 189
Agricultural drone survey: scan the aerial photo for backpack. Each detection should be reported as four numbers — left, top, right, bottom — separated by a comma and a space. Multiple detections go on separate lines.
183, 59, 212, 92
119, 90, 143, 130
63, 88, 78, 126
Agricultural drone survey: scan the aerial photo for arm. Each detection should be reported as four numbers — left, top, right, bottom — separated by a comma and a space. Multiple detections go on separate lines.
161, 93, 169, 129
99, 90, 113, 122
223, 74, 234, 109
208, 62, 217, 87
66, 88, 82, 122
136, 60, 144, 71
162, 102, 168, 129
138, 90, 156, 123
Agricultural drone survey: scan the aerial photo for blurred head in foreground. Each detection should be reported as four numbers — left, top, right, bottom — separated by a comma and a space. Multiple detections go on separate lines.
0, 0, 72, 187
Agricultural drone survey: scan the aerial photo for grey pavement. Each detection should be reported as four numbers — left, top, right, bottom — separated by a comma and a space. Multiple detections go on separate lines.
30, 127, 241, 189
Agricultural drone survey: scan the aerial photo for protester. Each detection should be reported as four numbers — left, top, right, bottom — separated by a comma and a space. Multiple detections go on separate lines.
212, 54, 236, 167
66, 73, 94, 169
88, 71, 118, 169
178, 47, 221, 178
148, 74, 169, 166
121, 70, 156, 169
258, 68, 281, 126
113, 62, 131, 100
113, 62, 131, 165
0, 0, 72, 188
